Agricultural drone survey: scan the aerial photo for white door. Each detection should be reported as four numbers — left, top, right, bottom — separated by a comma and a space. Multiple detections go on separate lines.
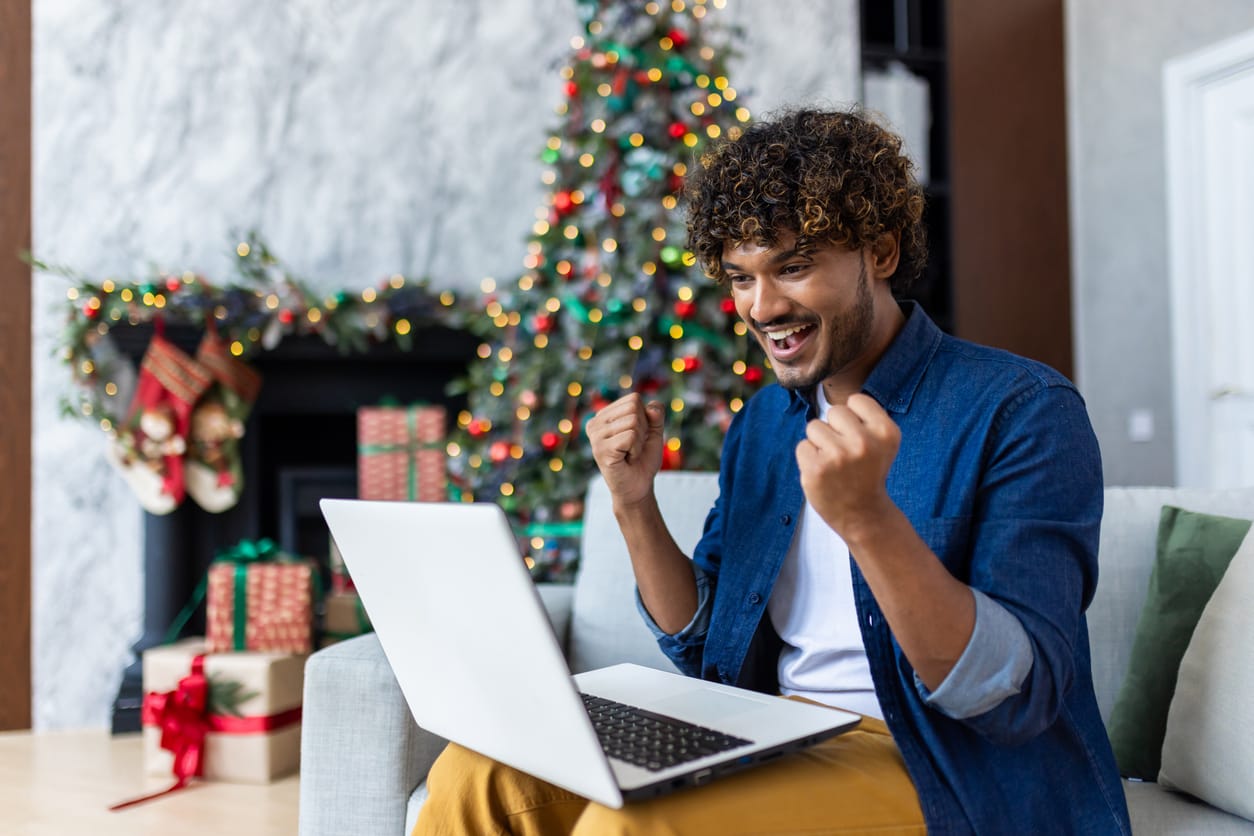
1165, 29, 1254, 488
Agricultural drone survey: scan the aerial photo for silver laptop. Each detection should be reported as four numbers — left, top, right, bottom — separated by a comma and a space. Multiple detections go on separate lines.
320, 498, 860, 809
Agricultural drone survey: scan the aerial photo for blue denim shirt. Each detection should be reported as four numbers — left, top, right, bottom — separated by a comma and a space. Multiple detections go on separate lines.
644, 304, 1131, 835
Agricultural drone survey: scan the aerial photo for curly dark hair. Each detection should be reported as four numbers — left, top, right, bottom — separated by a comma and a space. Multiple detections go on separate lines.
684, 107, 927, 292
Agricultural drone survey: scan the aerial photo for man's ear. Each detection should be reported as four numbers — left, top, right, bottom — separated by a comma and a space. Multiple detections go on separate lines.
869, 232, 901, 280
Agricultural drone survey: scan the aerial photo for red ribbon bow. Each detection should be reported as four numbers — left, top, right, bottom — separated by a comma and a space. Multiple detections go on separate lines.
110, 654, 211, 811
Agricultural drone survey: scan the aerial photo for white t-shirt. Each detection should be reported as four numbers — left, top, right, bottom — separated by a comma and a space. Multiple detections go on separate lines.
766, 390, 883, 719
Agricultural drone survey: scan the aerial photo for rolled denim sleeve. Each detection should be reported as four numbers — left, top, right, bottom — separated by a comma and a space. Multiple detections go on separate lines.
914, 588, 1034, 719
635, 562, 712, 642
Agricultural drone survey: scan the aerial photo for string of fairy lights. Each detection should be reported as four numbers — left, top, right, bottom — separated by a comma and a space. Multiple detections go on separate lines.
45, 234, 468, 431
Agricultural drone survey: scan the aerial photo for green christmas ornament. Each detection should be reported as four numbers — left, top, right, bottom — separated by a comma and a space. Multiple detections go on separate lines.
621, 168, 648, 197
660, 245, 682, 266
542, 148, 560, 164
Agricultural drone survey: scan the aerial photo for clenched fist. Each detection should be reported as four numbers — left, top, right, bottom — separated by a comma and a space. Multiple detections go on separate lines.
586, 393, 666, 508
796, 392, 901, 541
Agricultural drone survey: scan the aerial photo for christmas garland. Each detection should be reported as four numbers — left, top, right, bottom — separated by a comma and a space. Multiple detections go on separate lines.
34, 232, 471, 432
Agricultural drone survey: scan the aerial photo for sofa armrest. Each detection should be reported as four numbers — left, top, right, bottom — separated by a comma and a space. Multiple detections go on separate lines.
537, 582, 575, 653
298, 634, 447, 836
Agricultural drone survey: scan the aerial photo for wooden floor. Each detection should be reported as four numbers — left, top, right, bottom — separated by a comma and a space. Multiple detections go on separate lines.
0, 729, 299, 835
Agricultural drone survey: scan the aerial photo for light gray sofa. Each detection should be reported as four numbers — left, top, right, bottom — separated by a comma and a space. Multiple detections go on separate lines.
299, 472, 1254, 835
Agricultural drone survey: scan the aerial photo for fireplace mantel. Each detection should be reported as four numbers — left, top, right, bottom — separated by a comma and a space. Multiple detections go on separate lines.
107, 322, 477, 732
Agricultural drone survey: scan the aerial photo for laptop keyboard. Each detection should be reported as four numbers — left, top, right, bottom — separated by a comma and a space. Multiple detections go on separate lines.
581, 693, 753, 773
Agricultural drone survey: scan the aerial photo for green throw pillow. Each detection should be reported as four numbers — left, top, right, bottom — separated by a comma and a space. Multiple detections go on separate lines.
1107, 505, 1251, 779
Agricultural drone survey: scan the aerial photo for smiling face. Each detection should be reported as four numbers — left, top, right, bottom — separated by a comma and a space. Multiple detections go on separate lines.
724, 232, 905, 400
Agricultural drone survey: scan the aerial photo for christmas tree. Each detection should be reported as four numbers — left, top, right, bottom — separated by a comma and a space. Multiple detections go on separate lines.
447, 0, 768, 580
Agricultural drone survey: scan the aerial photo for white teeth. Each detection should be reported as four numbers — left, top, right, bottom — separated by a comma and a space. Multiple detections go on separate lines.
766, 325, 808, 341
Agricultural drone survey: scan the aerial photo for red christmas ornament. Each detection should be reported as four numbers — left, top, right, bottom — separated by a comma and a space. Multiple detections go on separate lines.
165, 277, 182, 292
744, 366, 765, 384
634, 70, 653, 85
532, 314, 553, 334
668, 28, 690, 48
591, 395, 610, 412
674, 300, 697, 319
554, 190, 574, 214
668, 121, 688, 140
565, 81, 578, 97
662, 446, 683, 470
83, 303, 99, 320
541, 431, 560, 451
468, 420, 488, 439
682, 355, 701, 373
489, 441, 510, 464
668, 173, 685, 193
720, 297, 738, 314
278, 309, 295, 325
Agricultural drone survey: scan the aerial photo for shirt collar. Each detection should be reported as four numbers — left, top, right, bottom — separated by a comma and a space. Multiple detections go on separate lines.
862, 301, 941, 414
783, 301, 941, 417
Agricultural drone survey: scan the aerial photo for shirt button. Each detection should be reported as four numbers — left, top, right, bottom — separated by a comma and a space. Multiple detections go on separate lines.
781, 514, 792, 525
749, 592, 762, 605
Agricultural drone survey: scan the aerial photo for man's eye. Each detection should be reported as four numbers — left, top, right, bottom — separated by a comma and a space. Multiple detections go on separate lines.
729, 274, 752, 285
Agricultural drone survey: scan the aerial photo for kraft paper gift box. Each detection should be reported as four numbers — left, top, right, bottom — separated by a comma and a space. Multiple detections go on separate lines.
320, 590, 373, 647
357, 404, 448, 501
329, 536, 354, 594
142, 638, 307, 784
205, 555, 316, 654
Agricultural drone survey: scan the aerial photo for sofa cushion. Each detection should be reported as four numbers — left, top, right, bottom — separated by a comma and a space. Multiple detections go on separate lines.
1090, 488, 1254, 726
1124, 780, 1254, 835
1107, 505, 1251, 779
1159, 527, 1254, 822
569, 472, 721, 674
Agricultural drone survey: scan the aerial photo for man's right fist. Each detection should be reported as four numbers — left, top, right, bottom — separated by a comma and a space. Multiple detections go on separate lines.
585, 393, 666, 507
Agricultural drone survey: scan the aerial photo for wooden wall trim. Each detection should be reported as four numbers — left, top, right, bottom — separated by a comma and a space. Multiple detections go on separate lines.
0, 0, 33, 731
948, 0, 1073, 379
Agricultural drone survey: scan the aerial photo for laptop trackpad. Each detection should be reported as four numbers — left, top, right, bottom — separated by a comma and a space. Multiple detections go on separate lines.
653, 688, 769, 722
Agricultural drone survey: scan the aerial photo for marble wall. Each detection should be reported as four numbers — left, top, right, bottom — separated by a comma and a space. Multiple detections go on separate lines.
31, 0, 857, 729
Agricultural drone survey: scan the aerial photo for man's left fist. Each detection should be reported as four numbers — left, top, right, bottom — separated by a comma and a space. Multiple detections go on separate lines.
795, 393, 901, 538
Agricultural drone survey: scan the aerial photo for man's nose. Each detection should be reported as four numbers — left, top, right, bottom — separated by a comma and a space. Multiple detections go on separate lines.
750, 279, 788, 325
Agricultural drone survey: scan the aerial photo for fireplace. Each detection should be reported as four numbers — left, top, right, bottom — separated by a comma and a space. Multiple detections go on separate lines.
108, 323, 478, 733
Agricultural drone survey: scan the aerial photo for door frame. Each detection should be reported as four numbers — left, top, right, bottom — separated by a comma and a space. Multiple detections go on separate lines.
1165, 27, 1254, 487
0, 0, 32, 731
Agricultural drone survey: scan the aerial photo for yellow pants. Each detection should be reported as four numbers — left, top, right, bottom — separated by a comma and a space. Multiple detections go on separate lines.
413, 713, 926, 836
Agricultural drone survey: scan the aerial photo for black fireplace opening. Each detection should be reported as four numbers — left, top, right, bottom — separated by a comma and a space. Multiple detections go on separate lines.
109, 324, 478, 733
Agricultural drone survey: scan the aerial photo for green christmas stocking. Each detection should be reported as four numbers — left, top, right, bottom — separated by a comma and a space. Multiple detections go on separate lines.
185, 332, 263, 513
105, 333, 213, 515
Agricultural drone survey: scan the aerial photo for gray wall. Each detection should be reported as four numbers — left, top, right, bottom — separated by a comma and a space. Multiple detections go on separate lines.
1067, 0, 1254, 487
31, 0, 857, 730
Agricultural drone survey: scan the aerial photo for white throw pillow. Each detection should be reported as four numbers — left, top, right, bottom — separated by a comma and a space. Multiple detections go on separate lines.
1158, 526, 1254, 820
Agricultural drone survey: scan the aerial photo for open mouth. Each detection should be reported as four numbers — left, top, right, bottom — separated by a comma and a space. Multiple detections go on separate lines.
763, 323, 816, 360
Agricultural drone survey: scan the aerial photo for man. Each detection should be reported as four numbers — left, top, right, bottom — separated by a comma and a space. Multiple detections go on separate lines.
416, 108, 1132, 835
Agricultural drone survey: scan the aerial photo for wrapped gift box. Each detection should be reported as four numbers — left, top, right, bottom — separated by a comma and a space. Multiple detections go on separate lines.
142, 639, 306, 784
320, 591, 373, 647
357, 404, 447, 501
206, 558, 315, 654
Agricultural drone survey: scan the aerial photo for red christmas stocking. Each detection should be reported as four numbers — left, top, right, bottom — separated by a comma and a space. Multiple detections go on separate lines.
185, 332, 262, 513
105, 333, 213, 514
